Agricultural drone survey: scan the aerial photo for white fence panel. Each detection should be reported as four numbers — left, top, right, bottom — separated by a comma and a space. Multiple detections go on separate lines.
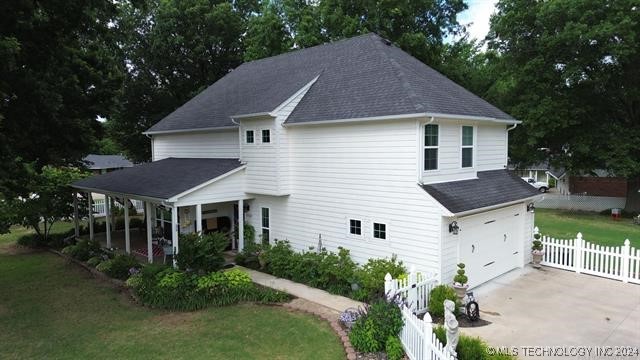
538, 227, 638, 284
399, 306, 455, 360
384, 267, 438, 314
92, 198, 145, 218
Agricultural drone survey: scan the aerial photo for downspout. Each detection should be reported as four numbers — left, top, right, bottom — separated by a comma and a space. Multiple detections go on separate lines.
505, 123, 518, 167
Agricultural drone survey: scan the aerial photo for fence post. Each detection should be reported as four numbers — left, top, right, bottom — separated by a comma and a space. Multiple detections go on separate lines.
422, 312, 433, 358
575, 232, 583, 274
622, 239, 630, 283
384, 273, 394, 300
408, 266, 417, 311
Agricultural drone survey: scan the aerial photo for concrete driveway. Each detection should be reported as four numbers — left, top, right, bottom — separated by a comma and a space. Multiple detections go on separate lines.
461, 266, 640, 357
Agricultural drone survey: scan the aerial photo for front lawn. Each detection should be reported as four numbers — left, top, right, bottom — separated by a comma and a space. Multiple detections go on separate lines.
0, 229, 344, 359
535, 208, 640, 248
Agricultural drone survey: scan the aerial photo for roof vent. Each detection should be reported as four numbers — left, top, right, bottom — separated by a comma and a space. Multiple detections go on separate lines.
381, 38, 392, 46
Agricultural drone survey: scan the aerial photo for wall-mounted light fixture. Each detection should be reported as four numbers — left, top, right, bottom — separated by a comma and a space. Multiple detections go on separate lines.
527, 203, 535, 213
449, 221, 460, 235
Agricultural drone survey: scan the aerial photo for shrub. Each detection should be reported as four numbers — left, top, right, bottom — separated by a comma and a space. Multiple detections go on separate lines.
385, 336, 404, 360
86, 256, 102, 267
428, 285, 459, 318
16, 233, 40, 247
96, 254, 141, 280
434, 325, 515, 360
264, 240, 296, 277
453, 263, 468, 285
355, 255, 406, 301
349, 297, 403, 353
175, 232, 227, 273
62, 239, 102, 261
129, 217, 144, 229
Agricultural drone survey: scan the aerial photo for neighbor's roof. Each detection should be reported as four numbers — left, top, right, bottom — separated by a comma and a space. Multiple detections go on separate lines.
146, 33, 514, 134
72, 158, 243, 200
83, 154, 133, 170
421, 170, 539, 214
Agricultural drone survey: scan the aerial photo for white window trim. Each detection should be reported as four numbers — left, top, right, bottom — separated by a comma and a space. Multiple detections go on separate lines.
460, 125, 475, 169
347, 218, 363, 237
245, 129, 255, 144
261, 207, 270, 243
423, 123, 440, 172
372, 221, 389, 241
260, 128, 272, 144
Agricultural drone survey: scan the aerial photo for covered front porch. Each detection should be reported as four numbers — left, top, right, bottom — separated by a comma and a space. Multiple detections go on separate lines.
71, 158, 250, 265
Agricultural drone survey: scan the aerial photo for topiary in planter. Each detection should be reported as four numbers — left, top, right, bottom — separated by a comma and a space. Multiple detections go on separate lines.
453, 263, 468, 286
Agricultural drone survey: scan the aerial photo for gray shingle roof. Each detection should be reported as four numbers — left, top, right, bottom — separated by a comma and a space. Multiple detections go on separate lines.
421, 170, 539, 214
72, 158, 243, 200
83, 154, 133, 170
146, 33, 514, 133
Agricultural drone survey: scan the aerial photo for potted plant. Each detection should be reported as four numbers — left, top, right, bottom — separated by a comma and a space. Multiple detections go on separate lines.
531, 232, 544, 268
452, 263, 468, 301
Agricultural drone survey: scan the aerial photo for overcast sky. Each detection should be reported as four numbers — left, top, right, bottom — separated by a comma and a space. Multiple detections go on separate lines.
458, 0, 498, 41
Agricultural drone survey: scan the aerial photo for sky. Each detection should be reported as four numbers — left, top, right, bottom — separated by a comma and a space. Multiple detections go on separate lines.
457, 0, 498, 41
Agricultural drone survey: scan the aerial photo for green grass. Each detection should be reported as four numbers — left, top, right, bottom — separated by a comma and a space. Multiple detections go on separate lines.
535, 208, 640, 248
0, 222, 76, 245
0, 230, 344, 360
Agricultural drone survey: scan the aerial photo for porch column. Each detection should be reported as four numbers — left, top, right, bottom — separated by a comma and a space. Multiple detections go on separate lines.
105, 195, 112, 248
238, 199, 244, 251
196, 203, 202, 234
230, 209, 236, 250
172, 205, 179, 267
145, 201, 153, 263
124, 197, 131, 254
88, 192, 94, 241
73, 192, 79, 238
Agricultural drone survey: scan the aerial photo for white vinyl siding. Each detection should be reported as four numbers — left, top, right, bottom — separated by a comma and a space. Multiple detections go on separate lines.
422, 121, 507, 183
246, 119, 443, 277
152, 129, 239, 161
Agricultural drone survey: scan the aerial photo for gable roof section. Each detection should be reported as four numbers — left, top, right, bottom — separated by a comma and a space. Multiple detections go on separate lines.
83, 154, 133, 170
146, 33, 514, 134
72, 158, 243, 201
421, 170, 539, 214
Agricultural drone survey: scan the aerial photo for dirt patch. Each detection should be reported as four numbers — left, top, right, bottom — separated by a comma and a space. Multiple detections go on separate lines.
0, 243, 38, 255
151, 311, 198, 328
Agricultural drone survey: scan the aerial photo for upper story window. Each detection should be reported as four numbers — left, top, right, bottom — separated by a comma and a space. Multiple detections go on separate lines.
349, 219, 362, 235
246, 130, 254, 144
261, 129, 271, 143
461, 126, 474, 168
424, 124, 438, 171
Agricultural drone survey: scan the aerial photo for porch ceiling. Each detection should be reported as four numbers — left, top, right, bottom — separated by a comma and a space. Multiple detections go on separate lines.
72, 157, 244, 201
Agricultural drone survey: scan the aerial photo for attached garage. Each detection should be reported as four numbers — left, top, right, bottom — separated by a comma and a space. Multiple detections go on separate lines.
422, 170, 540, 287
458, 205, 525, 288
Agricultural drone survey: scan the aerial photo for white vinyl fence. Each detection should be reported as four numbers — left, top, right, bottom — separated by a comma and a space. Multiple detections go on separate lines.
385, 270, 455, 360
399, 306, 455, 360
537, 227, 640, 284
92, 198, 144, 217
384, 267, 438, 314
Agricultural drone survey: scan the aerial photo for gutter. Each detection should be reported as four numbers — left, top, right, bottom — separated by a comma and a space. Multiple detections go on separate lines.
283, 112, 520, 127
143, 125, 238, 136
71, 185, 171, 206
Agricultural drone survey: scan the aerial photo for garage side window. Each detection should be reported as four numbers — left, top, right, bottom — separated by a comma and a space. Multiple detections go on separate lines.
261, 207, 270, 244
246, 130, 254, 144
373, 222, 386, 239
424, 124, 438, 170
349, 219, 361, 235
461, 126, 474, 168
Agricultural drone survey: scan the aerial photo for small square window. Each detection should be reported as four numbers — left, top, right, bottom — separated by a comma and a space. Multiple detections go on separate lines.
349, 219, 361, 235
262, 129, 271, 143
246, 130, 254, 143
373, 223, 386, 239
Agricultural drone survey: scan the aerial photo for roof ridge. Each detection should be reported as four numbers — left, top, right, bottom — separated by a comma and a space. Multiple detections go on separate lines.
369, 35, 424, 112
238, 33, 380, 69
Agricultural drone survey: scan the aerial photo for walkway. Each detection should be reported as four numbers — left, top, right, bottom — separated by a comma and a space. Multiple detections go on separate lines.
239, 267, 365, 314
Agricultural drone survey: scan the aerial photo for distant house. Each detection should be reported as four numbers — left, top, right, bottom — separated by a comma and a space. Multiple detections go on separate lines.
510, 162, 569, 194
73, 34, 541, 288
83, 154, 133, 175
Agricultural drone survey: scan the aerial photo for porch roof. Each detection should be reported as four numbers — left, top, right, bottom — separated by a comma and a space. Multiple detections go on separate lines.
72, 158, 244, 201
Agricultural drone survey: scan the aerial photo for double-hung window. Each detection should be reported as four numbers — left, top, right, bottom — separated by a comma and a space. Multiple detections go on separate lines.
424, 124, 439, 170
261, 207, 270, 244
262, 129, 271, 143
461, 126, 474, 168
246, 130, 254, 144
373, 222, 386, 239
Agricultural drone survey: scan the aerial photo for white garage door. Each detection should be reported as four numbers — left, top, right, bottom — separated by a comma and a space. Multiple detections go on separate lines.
459, 205, 524, 288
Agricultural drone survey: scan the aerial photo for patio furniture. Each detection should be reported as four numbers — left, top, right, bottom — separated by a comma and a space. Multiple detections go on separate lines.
132, 245, 165, 261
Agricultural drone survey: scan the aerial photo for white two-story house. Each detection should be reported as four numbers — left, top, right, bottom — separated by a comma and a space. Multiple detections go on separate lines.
73, 33, 539, 288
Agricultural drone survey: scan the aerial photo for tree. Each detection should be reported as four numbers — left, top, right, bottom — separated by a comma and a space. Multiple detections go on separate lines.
110, 0, 248, 161
244, 3, 292, 61
12, 167, 88, 243
487, 0, 640, 211
0, 0, 124, 196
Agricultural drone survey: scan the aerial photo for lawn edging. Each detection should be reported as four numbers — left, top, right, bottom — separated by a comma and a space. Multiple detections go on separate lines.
48, 248, 127, 288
